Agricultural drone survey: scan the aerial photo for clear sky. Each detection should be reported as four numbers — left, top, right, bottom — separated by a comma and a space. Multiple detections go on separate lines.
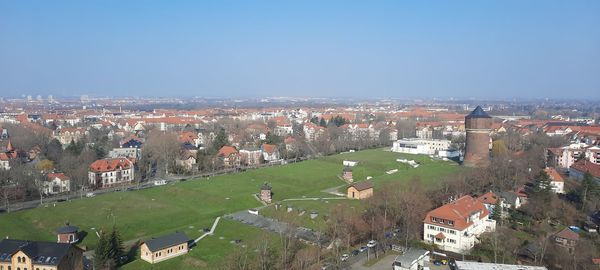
1, 1, 599, 99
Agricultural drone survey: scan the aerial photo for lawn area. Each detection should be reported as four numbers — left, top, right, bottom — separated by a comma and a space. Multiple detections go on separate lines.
259, 199, 364, 231
0, 148, 464, 269
121, 219, 279, 270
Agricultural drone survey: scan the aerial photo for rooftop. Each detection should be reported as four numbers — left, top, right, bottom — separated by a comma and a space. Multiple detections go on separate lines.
466, 106, 492, 119
143, 232, 191, 252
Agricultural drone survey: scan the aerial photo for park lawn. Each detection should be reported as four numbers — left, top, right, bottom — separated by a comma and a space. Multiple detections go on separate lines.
259, 198, 364, 231
0, 148, 464, 269
122, 219, 280, 270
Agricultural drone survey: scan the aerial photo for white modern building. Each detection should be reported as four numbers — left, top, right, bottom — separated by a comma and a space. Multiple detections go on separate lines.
455, 261, 547, 270
423, 195, 496, 254
392, 138, 454, 157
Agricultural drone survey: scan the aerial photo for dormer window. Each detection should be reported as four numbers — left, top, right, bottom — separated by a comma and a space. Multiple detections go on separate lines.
448, 220, 454, 226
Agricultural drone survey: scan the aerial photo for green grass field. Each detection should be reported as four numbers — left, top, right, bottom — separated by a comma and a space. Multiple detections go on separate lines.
0, 148, 464, 269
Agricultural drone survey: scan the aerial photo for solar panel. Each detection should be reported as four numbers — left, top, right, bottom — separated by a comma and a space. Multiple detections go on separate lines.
37, 256, 45, 263
50, 257, 57, 263
45, 257, 52, 263
0, 253, 8, 260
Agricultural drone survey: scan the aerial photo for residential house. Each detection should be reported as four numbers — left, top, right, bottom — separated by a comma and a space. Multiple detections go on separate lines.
108, 138, 143, 160
423, 195, 496, 253
44, 173, 71, 195
347, 181, 373, 199
0, 238, 84, 270
569, 160, 600, 182
240, 148, 262, 166
54, 127, 87, 146
261, 144, 280, 162
217, 146, 240, 168
544, 167, 565, 194
554, 228, 579, 252
303, 123, 325, 142
547, 143, 597, 169
284, 136, 298, 153
88, 158, 135, 189
140, 232, 191, 264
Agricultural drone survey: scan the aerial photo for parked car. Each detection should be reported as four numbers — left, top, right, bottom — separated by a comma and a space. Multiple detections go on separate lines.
367, 240, 377, 248
359, 246, 368, 253
341, 254, 349, 262
85, 192, 95, 198
351, 250, 359, 256
320, 262, 333, 270
433, 260, 443, 266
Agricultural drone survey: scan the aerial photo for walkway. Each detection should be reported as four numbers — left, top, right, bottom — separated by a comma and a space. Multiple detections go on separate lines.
194, 216, 221, 244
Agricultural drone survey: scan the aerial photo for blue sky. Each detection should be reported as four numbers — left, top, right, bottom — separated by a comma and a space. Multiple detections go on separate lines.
1, 1, 599, 99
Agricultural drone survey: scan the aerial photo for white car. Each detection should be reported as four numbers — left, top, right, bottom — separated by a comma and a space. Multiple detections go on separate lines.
367, 240, 377, 248
341, 254, 349, 262
85, 192, 95, 198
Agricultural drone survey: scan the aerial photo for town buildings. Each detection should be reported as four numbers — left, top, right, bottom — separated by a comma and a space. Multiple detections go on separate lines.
569, 160, 600, 182
88, 158, 135, 189
140, 232, 191, 264
391, 138, 454, 157
0, 238, 84, 270
423, 195, 496, 253
43, 173, 71, 195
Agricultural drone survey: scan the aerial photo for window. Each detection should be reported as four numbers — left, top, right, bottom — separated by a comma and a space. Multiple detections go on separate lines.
17, 257, 21, 263
448, 239, 456, 244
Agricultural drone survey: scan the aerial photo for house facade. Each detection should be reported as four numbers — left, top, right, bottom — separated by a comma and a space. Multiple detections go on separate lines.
347, 181, 373, 199
240, 149, 262, 166
217, 146, 240, 168
140, 232, 190, 264
88, 158, 134, 189
423, 195, 496, 253
544, 167, 565, 194
44, 173, 71, 195
392, 138, 452, 156
0, 239, 84, 270
261, 144, 280, 162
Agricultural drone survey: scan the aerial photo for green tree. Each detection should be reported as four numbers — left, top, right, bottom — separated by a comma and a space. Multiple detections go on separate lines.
310, 116, 319, 125
65, 139, 84, 155
331, 116, 348, 127
94, 230, 114, 269
212, 128, 228, 153
533, 170, 552, 195
319, 118, 327, 127
265, 132, 281, 144
109, 225, 124, 265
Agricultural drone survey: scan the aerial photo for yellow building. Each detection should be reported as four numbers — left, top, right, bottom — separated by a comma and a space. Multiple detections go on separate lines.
0, 239, 83, 270
140, 232, 191, 264
347, 181, 374, 199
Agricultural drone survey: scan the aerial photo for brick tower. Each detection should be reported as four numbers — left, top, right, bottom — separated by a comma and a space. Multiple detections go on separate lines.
464, 106, 492, 167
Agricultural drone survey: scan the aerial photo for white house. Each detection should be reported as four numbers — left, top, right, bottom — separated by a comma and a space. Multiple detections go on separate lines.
392, 138, 453, 156
343, 160, 359, 167
261, 144, 280, 162
88, 158, 135, 189
43, 173, 71, 195
423, 195, 496, 253
544, 167, 564, 194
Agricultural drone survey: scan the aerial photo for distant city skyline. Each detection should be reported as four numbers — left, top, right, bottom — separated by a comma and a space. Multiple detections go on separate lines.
1, 1, 599, 99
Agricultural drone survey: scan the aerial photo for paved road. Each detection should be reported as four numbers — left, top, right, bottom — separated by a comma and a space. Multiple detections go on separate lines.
347, 252, 397, 270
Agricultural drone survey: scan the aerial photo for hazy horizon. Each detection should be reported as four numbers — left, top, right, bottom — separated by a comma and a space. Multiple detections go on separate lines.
1, 1, 599, 99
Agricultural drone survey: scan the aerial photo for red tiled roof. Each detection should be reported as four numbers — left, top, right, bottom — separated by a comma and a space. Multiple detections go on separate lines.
555, 227, 579, 241
218, 146, 238, 157
544, 167, 564, 182
47, 173, 70, 181
435, 232, 446, 239
571, 160, 600, 178
284, 136, 296, 144
423, 195, 489, 231
477, 191, 499, 205
261, 144, 277, 154
89, 158, 132, 173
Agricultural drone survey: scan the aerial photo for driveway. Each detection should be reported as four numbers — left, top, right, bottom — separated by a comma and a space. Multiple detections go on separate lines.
347, 252, 398, 270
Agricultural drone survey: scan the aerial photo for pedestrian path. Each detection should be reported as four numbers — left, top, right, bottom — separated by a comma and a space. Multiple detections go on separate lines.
194, 216, 221, 244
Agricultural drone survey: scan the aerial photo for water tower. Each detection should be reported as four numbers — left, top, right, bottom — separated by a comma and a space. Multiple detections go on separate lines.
463, 106, 492, 167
